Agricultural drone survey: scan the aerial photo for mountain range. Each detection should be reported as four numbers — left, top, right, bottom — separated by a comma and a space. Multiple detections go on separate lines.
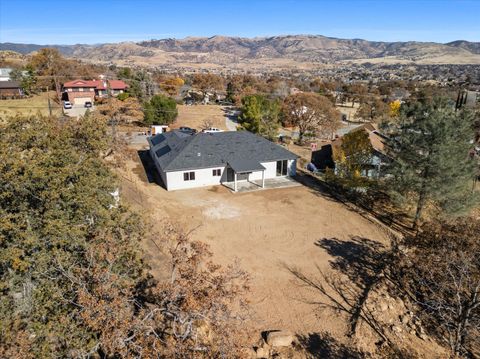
2, 35, 480, 69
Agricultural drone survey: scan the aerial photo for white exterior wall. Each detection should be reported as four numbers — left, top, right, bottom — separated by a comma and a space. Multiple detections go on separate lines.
166, 166, 226, 190
161, 159, 297, 191
248, 161, 276, 181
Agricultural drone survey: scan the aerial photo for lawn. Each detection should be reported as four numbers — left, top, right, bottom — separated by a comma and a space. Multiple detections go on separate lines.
0, 91, 62, 120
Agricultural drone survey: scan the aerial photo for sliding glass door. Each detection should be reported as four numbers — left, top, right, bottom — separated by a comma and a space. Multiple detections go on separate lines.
276, 160, 288, 176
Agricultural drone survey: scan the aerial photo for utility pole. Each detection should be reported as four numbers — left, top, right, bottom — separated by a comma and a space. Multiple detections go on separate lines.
46, 86, 53, 116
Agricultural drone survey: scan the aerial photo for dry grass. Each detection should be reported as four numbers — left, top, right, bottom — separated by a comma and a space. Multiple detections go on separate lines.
0, 91, 62, 119
171, 104, 228, 131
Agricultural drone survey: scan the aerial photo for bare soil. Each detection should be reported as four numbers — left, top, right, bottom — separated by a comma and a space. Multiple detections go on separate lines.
118, 144, 446, 357
171, 104, 228, 131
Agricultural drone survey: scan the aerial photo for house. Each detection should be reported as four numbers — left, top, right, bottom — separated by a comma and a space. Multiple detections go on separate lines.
62, 79, 128, 105
0, 81, 23, 99
148, 130, 298, 191
311, 123, 390, 178
0, 68, 12, 81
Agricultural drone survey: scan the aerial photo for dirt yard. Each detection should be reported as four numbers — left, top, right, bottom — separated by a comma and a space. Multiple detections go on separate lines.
117, 143, 447, 357
118, 144, 391, 338
171, 104, 228, 131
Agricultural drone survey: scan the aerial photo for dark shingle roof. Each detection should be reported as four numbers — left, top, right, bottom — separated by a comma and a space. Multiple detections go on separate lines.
0, 81, 20, 89
148, 130, 298, 172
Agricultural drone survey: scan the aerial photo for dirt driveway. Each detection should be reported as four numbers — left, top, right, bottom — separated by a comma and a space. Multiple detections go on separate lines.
119, 148, 389, 341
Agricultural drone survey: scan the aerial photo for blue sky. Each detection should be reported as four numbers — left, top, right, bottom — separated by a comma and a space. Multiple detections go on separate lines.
0, 0, 478, 44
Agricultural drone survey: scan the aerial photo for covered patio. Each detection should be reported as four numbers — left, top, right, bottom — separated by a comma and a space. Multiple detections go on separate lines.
222, 176, 300, 193
224, 159, 266, 192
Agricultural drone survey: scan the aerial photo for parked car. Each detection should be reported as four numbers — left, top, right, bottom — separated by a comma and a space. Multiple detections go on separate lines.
202, 127, 224, 133
179, 126, 197, 134
84, 101, 93, 108
63, 101, 72, 109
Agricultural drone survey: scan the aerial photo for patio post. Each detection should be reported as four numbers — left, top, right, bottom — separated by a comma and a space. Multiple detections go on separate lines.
234, 172, 237, 192
262, 170, 265, 188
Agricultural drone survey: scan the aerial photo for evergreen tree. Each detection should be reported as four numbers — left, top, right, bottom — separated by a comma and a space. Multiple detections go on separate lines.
143, 94, 178, 125
385, 97, 479, 229
239, 94, 280, 140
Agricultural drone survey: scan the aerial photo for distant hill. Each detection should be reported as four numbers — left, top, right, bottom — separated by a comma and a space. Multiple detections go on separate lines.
446, 40, 480, 54
2, 35, 480, 68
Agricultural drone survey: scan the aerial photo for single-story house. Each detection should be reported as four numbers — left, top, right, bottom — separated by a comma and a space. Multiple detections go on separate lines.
62, 79, 128, 105
312, 123, 390, 178
148, 130, 298, 191
0, 81, 23, 99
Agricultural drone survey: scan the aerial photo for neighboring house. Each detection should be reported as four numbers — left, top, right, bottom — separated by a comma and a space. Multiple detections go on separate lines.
0, 81, 23, 99
312, 123, 390, 178
62, 79, 128, 105
0, 68, 12, 81
148, 130, 298, 191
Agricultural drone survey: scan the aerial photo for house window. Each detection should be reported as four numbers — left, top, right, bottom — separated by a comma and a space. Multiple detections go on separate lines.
276, 160, 288, 176
212, 169, 221, 176
183, 171, 195, 181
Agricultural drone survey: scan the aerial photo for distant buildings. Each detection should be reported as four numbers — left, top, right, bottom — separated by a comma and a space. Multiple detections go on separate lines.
0, 81, 23, 98
311, 123, 390, 178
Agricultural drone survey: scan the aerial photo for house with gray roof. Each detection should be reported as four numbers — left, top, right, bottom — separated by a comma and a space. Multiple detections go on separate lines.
148, 130, 298, 191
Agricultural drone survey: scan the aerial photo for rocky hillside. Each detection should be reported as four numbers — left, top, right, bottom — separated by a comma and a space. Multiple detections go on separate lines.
2, 35, 480, 66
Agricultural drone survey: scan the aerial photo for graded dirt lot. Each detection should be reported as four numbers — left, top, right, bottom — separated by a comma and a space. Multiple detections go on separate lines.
171, 104, 228, 131
118, 144, 392, 346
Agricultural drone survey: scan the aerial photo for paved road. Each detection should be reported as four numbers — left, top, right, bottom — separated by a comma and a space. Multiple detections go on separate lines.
224, 107, 240, 131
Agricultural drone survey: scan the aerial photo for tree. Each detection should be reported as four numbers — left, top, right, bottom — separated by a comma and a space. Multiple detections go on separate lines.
282, 93, 340, 144
389, 100, 402, 118
10, 67, 37, 95
125, 70, 155, 102
0, 115, 249, 358
334, 129, 374, 180
239, 94, 280, 140
385, 97, 479, 229
28, 48, 67, 101
398, 218, 480, 357
144, 94, 178, 125
354, 98, 389, 123
96, 96, 143, 124
160, 76, 185, 96
191, 73, 224, 93
226, 81, 235, 103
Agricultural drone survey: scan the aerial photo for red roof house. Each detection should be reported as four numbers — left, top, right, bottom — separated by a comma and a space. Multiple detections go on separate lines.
62, 79, 128, 104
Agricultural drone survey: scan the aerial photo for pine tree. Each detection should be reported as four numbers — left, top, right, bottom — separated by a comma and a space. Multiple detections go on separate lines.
385, 97, 479, 229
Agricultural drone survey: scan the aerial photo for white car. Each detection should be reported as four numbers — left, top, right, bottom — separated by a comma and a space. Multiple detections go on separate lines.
202, 127, 224, 133
63, 101, 72, 109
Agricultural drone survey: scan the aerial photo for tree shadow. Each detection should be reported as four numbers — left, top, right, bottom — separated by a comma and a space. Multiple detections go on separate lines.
295, 169, 413, 234
296, 332, 366, 358
285, 236, 398, 346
